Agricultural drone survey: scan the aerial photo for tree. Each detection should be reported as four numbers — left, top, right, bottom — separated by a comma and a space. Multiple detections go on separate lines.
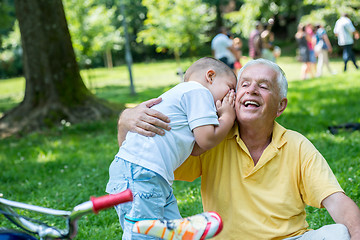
0, 0, 114, 138
63, 0, 119, 68
0, 0, 16, 46
225, 0, 302, 38
201, 0, 243, 32
301, 0, 360, 42
138, 0, 215, 73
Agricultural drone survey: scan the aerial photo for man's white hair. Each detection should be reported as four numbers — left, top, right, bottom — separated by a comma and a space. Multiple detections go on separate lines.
237, 58, 288, 99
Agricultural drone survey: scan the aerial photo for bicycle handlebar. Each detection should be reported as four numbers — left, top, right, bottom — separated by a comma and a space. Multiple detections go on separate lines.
0, 189, 133, 239
91, 189, 133, 214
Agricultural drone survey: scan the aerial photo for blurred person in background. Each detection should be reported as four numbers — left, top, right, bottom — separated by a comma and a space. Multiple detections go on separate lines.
260, 19, 275, 62
248, 21, 263, 59
211, 26, 238, 73
314, 24, 336, 77
295, 23, 315, 80
334, 13, 359, 72
305, 23, 317, 76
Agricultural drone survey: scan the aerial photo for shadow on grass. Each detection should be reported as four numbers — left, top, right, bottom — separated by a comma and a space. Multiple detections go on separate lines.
0, 117, 118, 201
94, 84, 176, 106
0, 96, 21, 115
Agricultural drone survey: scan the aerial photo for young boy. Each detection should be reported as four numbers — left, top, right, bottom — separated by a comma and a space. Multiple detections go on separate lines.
106, 57, 237, 239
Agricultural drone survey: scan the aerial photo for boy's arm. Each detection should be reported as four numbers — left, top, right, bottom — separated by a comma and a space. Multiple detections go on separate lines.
191, 143, 205, 156
192, 90, 235, 151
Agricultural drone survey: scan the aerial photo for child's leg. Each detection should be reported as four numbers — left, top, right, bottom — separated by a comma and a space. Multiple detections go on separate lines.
107, 157, 177, 239
163, 188, 182, 220
133, 212, 223, 240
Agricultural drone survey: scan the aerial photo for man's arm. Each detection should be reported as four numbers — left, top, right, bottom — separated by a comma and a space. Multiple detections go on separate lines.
354, 31, 360, 40
322, 192, 360, 239
117, 98, 171, 146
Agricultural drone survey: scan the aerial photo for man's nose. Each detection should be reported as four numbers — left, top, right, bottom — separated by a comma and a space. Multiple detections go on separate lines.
246, 84, 259, 95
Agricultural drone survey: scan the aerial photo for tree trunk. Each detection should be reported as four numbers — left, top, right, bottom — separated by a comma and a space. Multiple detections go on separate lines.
105, 48, 113, 68
0, 0, 114, 138
215, 0, 223, 30
174, 48, 183, 81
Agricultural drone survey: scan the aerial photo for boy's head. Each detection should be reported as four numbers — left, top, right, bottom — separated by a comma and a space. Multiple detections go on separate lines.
184, 57, 237, 102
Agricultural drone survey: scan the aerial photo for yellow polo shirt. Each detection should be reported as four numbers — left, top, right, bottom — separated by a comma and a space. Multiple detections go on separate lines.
174, 122, 343, 240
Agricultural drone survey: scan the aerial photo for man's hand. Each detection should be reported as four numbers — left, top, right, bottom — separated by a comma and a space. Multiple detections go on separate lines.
117, 98, 171, 146
354, 31, 359, 40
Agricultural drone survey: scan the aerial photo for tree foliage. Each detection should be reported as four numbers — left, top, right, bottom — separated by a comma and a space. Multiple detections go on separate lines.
1, 0, 360, 80
302, 0, 360, 28
63, 0, 119, 67
0, 21, 22, 78
137, 0, 215, 63
0, 0, 15, 38
225, 0, 302, 37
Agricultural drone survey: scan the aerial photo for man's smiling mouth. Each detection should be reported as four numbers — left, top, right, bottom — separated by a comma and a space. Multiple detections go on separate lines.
244, 100, 260, 107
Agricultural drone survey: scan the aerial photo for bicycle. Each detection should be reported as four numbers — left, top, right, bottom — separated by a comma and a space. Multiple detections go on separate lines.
0, 189, 223, 240
0, 189, 133, 240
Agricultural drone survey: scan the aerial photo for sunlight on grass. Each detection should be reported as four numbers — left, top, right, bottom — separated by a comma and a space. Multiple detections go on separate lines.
36, 150, 57, 163
0, 57, 353, 111
1, 57, 360, 237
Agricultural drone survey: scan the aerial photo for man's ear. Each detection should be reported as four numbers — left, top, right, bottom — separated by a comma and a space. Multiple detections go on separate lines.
205, 69, 216, 84
276, 98, 288, 117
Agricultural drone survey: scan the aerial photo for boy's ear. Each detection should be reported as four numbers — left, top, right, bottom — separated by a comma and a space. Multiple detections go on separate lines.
206, 69, 216, 84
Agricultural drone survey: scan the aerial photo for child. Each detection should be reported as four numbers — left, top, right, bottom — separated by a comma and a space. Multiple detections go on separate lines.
106, 57, 237, 239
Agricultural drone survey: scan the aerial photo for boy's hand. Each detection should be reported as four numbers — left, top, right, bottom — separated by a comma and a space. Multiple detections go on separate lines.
216, 89, 236, 122
192, 90, 236, 152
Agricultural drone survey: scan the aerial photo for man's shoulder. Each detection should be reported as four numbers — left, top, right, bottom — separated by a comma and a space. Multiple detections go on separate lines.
212, 33, 229, 43
282, 129, 317, 153
274, 122, 307, 143
283, 129, 307, 139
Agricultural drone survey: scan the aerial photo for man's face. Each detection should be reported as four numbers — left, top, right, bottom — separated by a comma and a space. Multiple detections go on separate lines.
235, 64, 285, 125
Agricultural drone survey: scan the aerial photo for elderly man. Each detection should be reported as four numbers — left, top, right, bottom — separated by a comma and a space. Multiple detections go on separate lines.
117, 59, 360, 240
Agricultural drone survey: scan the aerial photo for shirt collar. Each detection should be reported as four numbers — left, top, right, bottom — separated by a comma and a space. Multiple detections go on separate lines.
227, 121, 287, 149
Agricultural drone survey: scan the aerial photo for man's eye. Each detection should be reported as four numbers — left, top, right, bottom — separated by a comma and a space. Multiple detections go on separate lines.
260, 84, 268, 89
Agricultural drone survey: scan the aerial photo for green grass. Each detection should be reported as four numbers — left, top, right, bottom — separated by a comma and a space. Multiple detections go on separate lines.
0, 57, 360, 238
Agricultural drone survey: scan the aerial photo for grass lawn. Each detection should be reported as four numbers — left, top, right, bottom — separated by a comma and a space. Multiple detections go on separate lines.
0, 56, 360, 238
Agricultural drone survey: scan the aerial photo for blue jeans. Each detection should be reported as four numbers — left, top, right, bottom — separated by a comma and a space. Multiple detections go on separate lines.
342, 44, 358, 71
106, 157, 181, 239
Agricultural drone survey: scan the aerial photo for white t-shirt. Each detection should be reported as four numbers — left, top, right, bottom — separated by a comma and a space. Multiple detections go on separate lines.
211, 33, 236, 63
117, 81, 219, 185
334, 16, 356, 46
